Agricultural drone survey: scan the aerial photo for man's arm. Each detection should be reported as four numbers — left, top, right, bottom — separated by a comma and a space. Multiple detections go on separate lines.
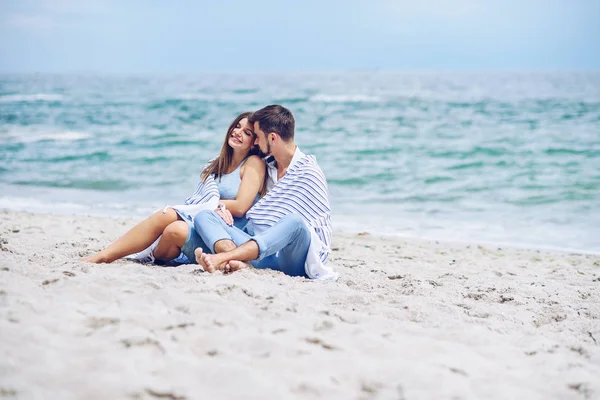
220, 240, 259, 262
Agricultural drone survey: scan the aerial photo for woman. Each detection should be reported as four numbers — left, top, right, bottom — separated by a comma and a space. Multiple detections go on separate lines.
83, 112, 265, 264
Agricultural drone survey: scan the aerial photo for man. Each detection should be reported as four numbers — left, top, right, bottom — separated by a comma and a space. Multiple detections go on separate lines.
192, 105, 338, 280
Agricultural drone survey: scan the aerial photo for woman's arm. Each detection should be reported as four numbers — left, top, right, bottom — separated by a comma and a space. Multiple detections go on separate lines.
221, 155, 266, 217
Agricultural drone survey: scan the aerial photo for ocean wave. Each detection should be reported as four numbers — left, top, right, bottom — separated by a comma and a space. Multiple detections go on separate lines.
0, 94, 64, 103
163, 91, 260, 102
545, 148, 600, 157
32, 151, 111, 163
0, 196, 89, 213
271, 97, 309, 104
507, 195, 560, 206
232, 88, 259, 94
0, 195, 166, 219
328, 172, 397, 185
374, 194, 465, 203
168, 93, 213, 101
447, 161, 486, 171
423, 176, 455, 184
12, 179, 132, 191
348, 147, 404, 156
430, 147, 516, 160
125, 155, 172, 165
309, 94, 383, 103
3, 131, 91, 143
152, 93, 245, 104
118, 139, 206, 149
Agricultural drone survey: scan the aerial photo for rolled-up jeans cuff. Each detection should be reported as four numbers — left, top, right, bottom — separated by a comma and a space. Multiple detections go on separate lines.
181, 226, 210, 262
253, 236, 269, 260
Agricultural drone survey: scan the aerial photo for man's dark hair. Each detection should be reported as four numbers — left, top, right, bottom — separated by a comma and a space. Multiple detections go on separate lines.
249, 104, 295, 141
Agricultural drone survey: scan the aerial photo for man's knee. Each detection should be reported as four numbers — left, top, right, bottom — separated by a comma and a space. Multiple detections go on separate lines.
194, 209, 214, 223
281, 213, 303, 226
214, 239, 236, 253
193, 209, 217, 231
282, 214, 309, 236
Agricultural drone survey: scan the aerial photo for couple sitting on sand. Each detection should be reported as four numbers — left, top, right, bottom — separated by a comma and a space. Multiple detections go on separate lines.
84, 105, 337, 280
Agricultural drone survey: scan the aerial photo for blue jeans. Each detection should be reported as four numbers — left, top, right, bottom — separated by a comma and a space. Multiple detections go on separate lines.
180, 214, 248, 263
180, 225, 211, 262
193, 210, 311, 278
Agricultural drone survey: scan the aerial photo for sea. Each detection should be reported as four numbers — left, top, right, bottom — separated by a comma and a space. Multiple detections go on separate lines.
1, 72, 599, 253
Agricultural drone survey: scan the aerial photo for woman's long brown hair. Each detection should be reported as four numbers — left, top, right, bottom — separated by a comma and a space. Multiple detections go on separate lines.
201, 112, 267, 197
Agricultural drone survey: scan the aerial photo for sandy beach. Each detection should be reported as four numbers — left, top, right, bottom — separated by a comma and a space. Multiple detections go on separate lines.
0, 209, 599, 399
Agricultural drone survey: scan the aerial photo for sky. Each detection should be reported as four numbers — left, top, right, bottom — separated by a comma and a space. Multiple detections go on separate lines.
1, 0, 599, 73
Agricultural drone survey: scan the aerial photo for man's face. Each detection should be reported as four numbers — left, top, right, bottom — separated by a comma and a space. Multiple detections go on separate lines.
253, 121, 271, 155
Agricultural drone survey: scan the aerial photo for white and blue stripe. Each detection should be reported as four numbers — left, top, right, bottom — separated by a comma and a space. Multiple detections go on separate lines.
171, 174, 220, 225
184, 175, 220, 205
246, 155, 332, 264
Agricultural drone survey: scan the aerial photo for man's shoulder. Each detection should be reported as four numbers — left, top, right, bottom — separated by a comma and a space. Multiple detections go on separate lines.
291, 154, 324, 175
289, 155, 328, 191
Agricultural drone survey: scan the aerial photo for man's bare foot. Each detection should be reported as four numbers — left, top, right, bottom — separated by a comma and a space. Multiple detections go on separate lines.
195, 248, 227, 273
226, 260, 251, 274
194, 248, 211, 272
201, 253, 228, 273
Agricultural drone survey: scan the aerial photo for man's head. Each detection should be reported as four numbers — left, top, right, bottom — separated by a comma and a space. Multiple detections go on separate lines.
249, 105, 295, 156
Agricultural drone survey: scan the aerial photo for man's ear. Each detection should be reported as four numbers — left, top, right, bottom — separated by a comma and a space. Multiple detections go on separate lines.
269, 132, 277, 142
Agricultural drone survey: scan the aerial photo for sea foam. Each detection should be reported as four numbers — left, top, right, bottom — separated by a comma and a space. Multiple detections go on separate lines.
309, 94, 383, 103
0, 94, 64, 103
2, 130, 91, 143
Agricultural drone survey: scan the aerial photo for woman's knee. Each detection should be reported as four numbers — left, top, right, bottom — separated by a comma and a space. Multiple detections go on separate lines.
151, 208, 178, 226
162, 221, 188, 244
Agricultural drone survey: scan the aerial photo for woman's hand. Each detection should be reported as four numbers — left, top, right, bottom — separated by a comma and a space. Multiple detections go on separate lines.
216, 204, 234, 226
221, 155, 266, 217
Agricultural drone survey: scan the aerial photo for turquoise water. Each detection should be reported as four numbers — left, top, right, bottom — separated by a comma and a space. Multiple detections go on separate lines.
1, 72, 599, 252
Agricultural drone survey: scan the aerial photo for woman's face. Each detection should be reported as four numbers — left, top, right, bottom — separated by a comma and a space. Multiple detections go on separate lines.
228, 117, 255, 151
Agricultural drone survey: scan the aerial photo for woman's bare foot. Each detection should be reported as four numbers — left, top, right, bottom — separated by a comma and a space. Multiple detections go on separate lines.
82, 252, 108, 263
82, 208, 179, 264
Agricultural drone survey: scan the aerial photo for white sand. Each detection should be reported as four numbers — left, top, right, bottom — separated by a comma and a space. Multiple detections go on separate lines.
0, 209, 599, 399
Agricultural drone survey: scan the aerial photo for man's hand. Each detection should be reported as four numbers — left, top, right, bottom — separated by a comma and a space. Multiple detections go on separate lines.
216, 208, 234, 226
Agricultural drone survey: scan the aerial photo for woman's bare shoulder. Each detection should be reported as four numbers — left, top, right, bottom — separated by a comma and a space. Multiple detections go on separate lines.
240, 155, 266, 180
245, 155, 266, 170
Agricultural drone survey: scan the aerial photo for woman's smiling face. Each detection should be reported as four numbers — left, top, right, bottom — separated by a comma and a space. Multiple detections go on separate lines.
228, 117, 255, 151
